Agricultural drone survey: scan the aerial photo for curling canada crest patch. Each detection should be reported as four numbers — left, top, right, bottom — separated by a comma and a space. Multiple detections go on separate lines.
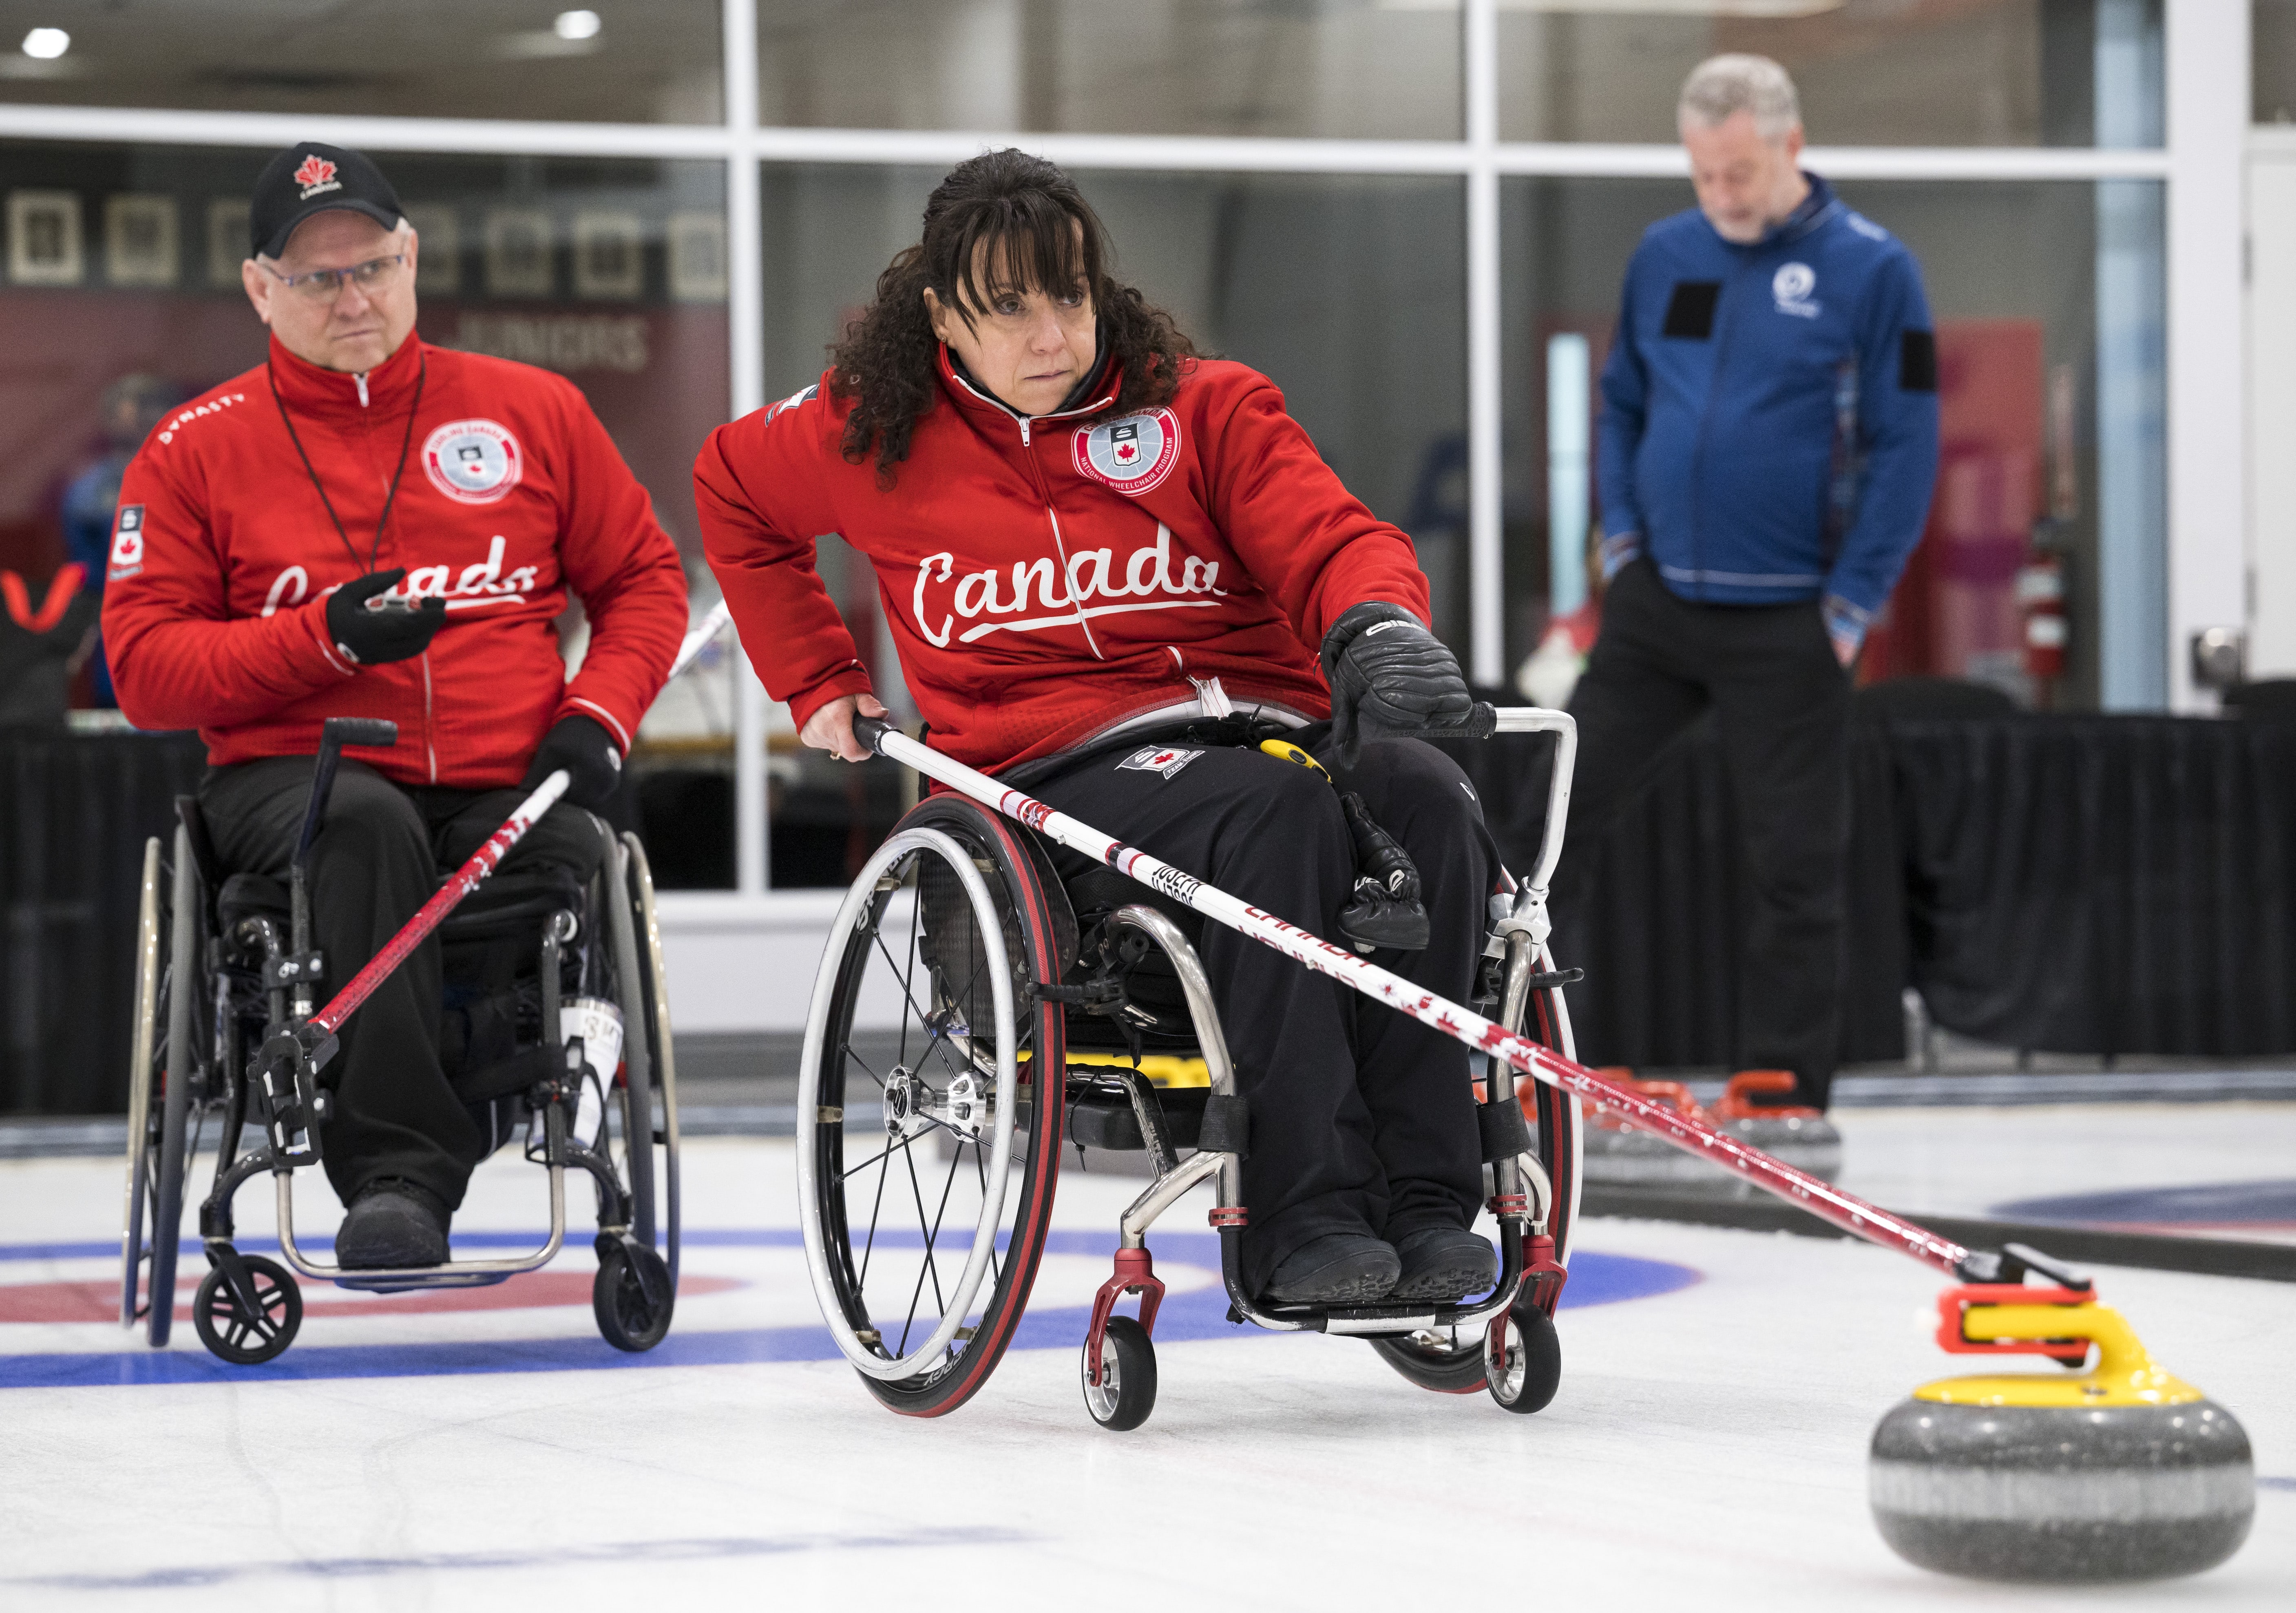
422, 419, 524, 505
1073, 408, 1180, 495
1117, 745, 1202, 780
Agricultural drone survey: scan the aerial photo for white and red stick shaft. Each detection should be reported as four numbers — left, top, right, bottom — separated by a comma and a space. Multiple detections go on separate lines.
310, 770, 570, 1037
863, 721, 1973, 1279
667, 599, 730, 682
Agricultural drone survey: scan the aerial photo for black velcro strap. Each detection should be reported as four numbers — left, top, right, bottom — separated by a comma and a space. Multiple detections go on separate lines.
1662, 281, 1721, 339
1477, 1096, 1532, 1163
1900, 329, 1938, 392
451, 1044, 559, 1108
1198, 1092, 1250, 1158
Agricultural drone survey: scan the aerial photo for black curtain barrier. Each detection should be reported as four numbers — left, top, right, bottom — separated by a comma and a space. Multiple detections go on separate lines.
7, 714, 2296, 1114
1, 728, 205, 1115
1438, 707, 2296, 1072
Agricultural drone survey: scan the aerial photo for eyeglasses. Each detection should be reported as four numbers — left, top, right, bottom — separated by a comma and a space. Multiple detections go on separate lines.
261, 253, 407, 302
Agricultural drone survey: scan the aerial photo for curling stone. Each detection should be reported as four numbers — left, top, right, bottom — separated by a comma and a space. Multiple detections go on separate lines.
1710, 1071, 1843, 1183
1580, 1070, 1841, 1193
1578, 1072, 1726, 1188
1870, 1270, 2253, 1582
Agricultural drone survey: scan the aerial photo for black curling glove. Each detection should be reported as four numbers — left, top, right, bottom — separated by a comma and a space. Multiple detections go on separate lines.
1320, 601, 1472, 761
522, 714, 623, 811
325, 568, 444, 667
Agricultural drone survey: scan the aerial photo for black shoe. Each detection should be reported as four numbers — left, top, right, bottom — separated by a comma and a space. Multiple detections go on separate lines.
1388, 1225, 1498, 1301
334, 1178, 451, 1270
1262, 1233, 1401, 1305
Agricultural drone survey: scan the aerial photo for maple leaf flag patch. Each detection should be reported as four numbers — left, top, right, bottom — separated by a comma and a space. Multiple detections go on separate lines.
293, 155, 340, 199
1117, 745, 1202, 780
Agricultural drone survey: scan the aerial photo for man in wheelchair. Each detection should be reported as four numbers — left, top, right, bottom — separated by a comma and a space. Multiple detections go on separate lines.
700, 150, 1500, 1307
102, 142, 686, 1268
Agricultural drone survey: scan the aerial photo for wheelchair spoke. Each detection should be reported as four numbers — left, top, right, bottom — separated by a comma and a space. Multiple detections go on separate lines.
856, 1131, 897, 1293
896, 1141, 946, 1355
840, 1043, 886, 1092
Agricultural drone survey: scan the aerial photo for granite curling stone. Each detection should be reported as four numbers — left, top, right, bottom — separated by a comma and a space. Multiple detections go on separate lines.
1870, 1292, 2253, 1582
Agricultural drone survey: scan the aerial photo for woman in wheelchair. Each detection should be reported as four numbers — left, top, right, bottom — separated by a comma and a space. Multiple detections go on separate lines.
700, 149, 1502, 1307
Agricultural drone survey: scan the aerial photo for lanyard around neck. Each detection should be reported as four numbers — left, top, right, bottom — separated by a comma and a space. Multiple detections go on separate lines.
266, 349, 429, 577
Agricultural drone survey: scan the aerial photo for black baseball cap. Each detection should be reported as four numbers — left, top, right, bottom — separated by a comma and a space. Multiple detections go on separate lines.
248, 141, 406, 260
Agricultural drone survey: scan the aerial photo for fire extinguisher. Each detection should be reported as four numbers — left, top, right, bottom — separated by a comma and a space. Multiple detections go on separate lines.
2018, 520, 2067, 698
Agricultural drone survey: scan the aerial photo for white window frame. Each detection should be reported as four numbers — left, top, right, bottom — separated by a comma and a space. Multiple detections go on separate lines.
0, 0, 2231, 961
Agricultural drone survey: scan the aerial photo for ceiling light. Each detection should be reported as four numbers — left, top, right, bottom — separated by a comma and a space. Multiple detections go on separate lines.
21, 28, 69, 60
552, 10, 601, 41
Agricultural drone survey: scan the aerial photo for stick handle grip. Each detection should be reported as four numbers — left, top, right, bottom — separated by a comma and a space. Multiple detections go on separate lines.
853, 714, 894, 753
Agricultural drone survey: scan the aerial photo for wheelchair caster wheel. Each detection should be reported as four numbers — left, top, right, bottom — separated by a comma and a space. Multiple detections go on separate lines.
593, 1241, 674, 1352
192, 1255, 301, 1366
1485, 1299, 1560, 1414
1082, 1316, 1158, 1431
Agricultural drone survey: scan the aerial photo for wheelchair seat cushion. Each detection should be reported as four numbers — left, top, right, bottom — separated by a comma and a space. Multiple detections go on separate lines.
435, 862, 588, 943
1065, 1083, 1210, 1152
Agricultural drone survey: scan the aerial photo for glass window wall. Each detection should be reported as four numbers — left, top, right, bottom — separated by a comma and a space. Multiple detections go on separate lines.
756, 0, 1461, 139
1500, 173, 2163, 711
1498, 0, 2161, 148
0, 2, 723, 123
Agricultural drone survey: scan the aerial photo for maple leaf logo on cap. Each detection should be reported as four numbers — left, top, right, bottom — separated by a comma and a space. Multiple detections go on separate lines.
293, 154, 339, 195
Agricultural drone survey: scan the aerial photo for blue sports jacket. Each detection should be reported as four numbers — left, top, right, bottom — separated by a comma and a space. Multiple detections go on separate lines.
1596, 174, 1940, 650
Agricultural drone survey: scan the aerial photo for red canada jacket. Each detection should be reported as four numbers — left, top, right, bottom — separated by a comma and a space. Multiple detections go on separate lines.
696, 349, 1432, 771
103, 334, 687, 787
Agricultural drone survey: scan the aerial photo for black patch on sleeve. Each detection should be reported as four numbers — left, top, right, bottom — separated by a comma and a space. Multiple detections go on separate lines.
1899, 329, 1938, 392
1661, 281, 1722, 339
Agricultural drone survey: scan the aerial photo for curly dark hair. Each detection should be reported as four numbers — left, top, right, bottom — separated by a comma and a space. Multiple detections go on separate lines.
829, 148, 1200, 484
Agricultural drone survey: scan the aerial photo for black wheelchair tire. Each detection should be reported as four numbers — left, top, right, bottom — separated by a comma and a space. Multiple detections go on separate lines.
808, 795, 1069, 1420
146, 825, 204, 1349
192, 1254, 302, 1366
1081, 1315, 1158, 1432
593, 1240, 675, 1352
1369, 1328, 1491, 1396
1486, 1298, 1562, 1414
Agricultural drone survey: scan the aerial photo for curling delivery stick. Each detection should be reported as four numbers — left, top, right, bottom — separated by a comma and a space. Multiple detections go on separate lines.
250, 768, 572, 1169
309, 769, 571, 1037
852, 715, 1978, 1280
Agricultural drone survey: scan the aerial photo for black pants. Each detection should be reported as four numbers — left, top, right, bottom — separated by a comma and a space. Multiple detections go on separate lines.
199, 758, 604, 1212
1562, 559, 1850, 1105
1031, 738, 1496, 1292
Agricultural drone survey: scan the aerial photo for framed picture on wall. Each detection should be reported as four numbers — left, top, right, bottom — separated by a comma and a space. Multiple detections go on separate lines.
572, 211, 643, 300
105, 195, 180, 288
8, 190, 83, 286
484, 208, 553, 297
667, 211, 725, 301
207, 198, 250, 288
404, 205, 460, 294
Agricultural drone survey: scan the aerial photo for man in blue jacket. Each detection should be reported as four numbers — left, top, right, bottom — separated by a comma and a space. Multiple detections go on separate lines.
1572, 54, 1940, 1109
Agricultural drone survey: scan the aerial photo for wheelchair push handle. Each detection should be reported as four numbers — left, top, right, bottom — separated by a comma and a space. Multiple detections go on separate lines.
1385, 700, 1499, 744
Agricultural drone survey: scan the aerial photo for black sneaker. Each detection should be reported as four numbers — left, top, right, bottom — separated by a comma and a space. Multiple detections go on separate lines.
334, 1178, 451, 1270
1263, 1233, 1401, 1305
1388, 1225, 1498, 1301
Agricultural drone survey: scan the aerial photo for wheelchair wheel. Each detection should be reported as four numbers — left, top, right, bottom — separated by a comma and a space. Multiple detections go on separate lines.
1370, 1327, 1490, 1396
1485, 1295, 1562, 1414
192, 1254, 301, 1366
128, 825, 206, 1348
1082, 1316, 1158, 1431
117, 837, 164, 1330
797, 794, 1068, 1418
593, 1239, 674, 1352
619, 834, 682, 1290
